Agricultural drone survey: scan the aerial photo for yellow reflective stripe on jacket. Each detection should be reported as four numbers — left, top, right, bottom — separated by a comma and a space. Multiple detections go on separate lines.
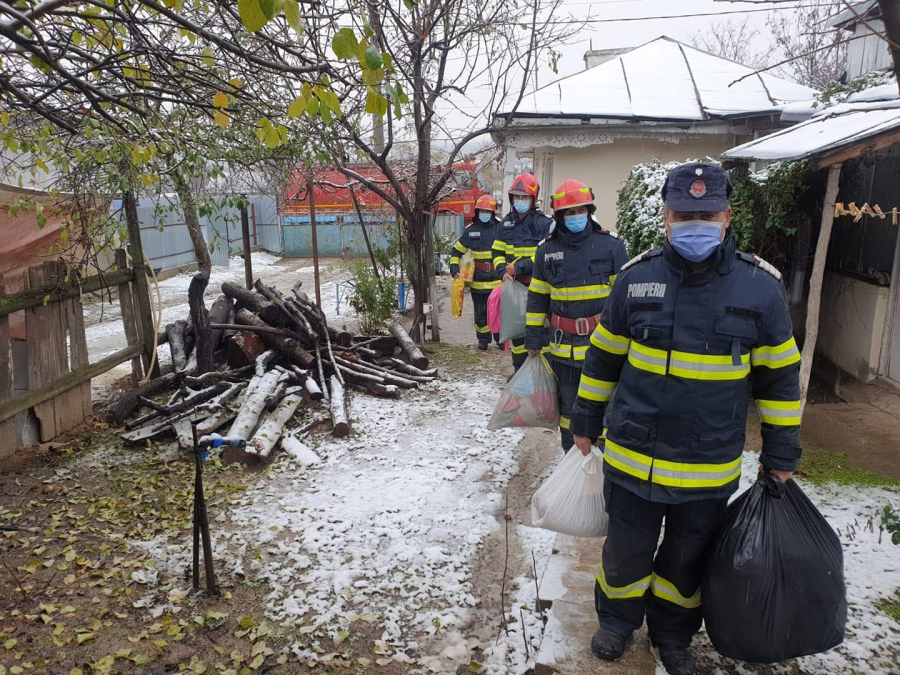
596, 565, 651, 600
590, 324, 631, 355
549, 284, 611, 302
511, 343, 528, 355
650, 574, 701, 609
548, 343, 590, 361
471, 279, 501, 291
627, 341, 668, 375
475, 324, 491, 334
609, 273, 618, 286
559, 415, 570, 430
669, 351, 750, 381
756, 399, 801, 426
604, 440, 741, 489
449, 257, 461, 266
577, 375, 616, 402
751, 337, 800, 369
526, 311, 547, 327
530, 278, 551, 295
472, 250, 493, 260
453, 241, 468, 254
492, 241, 509, 268
511, 246, 538, 258
651, 455, 742, 489
603, 439, 652, 480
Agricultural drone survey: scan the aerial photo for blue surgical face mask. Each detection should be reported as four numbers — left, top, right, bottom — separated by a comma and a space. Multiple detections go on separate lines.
564, 213, 588, 233
478, 212, 492, 223
513, 197, 532, 214
669, 219, 724, 262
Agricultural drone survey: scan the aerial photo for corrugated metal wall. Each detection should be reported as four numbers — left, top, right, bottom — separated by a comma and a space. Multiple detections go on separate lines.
847, 20, 893, 80
282, 216, 393, 257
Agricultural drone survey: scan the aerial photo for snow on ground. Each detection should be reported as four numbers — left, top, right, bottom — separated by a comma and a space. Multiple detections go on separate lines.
697, 452, 900, 674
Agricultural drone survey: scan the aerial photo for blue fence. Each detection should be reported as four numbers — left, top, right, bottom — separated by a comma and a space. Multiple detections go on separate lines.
283, 216, 394, 258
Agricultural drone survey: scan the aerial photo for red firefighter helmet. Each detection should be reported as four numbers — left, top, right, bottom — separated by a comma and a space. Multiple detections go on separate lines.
508, 172, 540, 201
551, 179, 595, 213
474, 194, 498, 213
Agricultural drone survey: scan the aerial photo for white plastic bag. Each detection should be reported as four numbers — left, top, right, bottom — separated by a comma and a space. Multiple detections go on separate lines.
498, 278, 528, 343
531, 446, 607, 538
487, 354, 559, 430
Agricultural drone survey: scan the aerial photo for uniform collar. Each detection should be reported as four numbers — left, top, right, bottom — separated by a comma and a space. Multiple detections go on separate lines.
662, 228, 737, 278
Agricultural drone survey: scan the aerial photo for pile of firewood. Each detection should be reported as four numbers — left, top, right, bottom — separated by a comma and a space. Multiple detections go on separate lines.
105, 279, 436, 463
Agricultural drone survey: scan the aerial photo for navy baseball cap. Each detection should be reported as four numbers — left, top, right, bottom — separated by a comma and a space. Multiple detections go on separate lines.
661, 162, 732, 213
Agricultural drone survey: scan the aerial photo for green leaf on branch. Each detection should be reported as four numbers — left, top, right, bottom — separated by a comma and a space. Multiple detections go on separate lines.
382, 52, 393, 72
332, 28, 359, 60
238, 0, 270, 32
320, 105, 333, 125
288, 96, 306, 117
364, 44, 383, 70
284, 0, 304, 33
306, 97, 319, 116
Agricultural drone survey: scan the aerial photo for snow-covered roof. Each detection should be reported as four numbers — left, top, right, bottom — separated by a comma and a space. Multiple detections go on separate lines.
501, 36, 817, 123
826, 0, 879, 30
721, 86, 900, 163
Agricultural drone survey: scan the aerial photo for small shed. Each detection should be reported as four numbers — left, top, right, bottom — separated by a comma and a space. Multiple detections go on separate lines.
492, 36, 816, 227
722, 84, 900, 389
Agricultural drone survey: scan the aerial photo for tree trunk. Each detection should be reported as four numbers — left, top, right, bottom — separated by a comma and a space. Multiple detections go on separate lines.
104, 371, 181, 422
166, 320, 189, 371
389, 323, 428, 369
876, 0, 900, 95
228, 370, 283, 440
799, 163, 842, 413
328, 375, 350, 437
209, 295, 234, 354
248, 386, 304, 460
172, 170, 214, 374
222, 281, 286, 326
234, 308, 316, 368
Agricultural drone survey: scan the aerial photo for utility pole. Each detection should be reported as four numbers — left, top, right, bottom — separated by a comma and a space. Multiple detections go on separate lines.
240, 201, 253, 290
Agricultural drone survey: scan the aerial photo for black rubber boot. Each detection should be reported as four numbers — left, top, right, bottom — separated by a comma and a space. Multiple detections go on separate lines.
478, 343, 488, 351
653, 643, 696, 675
590, 627, 632, 661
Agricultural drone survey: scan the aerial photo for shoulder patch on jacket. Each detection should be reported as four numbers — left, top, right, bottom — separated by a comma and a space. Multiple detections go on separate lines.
737, 251, 783, 281
620, 248, 661, 273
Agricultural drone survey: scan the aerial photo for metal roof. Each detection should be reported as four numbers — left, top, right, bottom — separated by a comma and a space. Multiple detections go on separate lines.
498, 36, 817, 123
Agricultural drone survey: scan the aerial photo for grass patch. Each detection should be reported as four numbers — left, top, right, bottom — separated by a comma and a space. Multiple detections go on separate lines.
875, 592, 900, 621
798, 447, 900, 489
426, 341, 483, 369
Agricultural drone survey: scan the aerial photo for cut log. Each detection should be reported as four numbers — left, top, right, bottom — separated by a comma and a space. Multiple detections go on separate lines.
389, 323, 428, 369
184, 365, 253, 389
329, 326, 353, 348
247, 386, 305, 460
355, 346, 381, 362
389, 358, 438, 378
235, 309, 316, 368
166, 320, 189, 371
266, 379, 289, 412
333, 355, 419, 389
173, 418, 193, 452
227, 370, 284, 440
336, 364, 384, 385
346, 380, 401, 399
103, 371, 181, 423
222, 281, 286, 326
227, 330, 267, 369
328, 375, 350, 438
139, 381, 229, 416
208, 295, 234, 354
255, 350, 277, 376
290, 366, 324, 401
352, 335, 398, 357
195, 409, 236, 436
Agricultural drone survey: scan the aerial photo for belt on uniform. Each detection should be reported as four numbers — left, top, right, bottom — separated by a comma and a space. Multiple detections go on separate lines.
516, 274, 533, 285
475, 262, 494, 272
551, 312, 602, 337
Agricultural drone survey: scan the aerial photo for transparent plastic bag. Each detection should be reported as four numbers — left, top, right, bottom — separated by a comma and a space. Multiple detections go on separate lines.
451, 277, 466, 319
531, 446, 607, 538
498, 278, 528, 343
488, 354, 558, 430
459, 251, 474, 282
487, 285, 503, 334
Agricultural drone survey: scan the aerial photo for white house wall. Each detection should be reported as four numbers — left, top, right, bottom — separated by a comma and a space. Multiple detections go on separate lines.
531, 135, 731, 231
847, 20, 894, 80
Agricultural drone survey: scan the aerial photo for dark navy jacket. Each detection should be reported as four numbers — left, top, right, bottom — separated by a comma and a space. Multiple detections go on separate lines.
570, 231, 802, 504
449, 217, 502, 293
492, 208, 553, 279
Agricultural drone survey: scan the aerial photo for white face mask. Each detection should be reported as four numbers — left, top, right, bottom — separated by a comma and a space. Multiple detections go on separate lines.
513, 197, 532, 214
668, 219, 724, 262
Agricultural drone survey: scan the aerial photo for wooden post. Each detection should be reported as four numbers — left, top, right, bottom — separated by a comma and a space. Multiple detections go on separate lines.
800, 162, 842, 413
115, 249, 143, 386
241, 202, 253, 291
309, 178, 322, 310
0, 272, 16, 459
123, 191, 159, 378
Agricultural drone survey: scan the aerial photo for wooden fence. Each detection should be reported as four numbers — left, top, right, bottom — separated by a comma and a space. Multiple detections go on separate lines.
0, 249, 148, 459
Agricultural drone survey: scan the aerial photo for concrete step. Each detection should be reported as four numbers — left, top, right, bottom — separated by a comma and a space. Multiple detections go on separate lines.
534, 599, 658, 674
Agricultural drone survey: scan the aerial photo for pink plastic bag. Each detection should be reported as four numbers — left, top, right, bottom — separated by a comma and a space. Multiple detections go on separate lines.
488, 285, 503, 334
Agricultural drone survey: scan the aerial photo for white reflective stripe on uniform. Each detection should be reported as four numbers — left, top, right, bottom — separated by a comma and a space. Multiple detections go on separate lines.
668, 351, 750, 381
627, 341, 667, 375
471, 280, 502, 291
549, 343, 589, 360
526, 312, 547, 327
549, 284, 611, 301
650, 574, 701, 609
590, 324, 630, 355
530, 278, 551, 295
577, 375, 616, 402
472, 250, 493, 260
603, 440, 652, 480
756, 399, 801, 426
651, 456, 742, 488
751, 337, 801, 369
596, 565, 651, 600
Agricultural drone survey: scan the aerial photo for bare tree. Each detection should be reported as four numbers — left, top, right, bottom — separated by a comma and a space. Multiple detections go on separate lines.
689, 17, 770, 69
767, 0, 848, 89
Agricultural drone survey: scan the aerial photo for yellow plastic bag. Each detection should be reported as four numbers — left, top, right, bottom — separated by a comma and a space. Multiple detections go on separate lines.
460, 252, 474, 283
451, 277, 466, 319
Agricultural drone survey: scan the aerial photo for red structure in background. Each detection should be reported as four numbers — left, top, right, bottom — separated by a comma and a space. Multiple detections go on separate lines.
284, 160, 491, 218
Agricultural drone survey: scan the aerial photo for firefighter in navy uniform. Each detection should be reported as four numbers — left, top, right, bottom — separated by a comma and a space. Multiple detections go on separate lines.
570, 163, 802, 675
492, 172, 553, 369
449, 195, 503, 349
524, 180, 628, 451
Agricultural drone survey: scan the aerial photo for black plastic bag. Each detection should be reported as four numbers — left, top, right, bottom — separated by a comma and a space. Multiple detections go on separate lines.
702, 474, 846, 664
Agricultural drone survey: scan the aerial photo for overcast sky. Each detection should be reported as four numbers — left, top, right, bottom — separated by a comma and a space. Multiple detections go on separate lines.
432, 0, 805, 143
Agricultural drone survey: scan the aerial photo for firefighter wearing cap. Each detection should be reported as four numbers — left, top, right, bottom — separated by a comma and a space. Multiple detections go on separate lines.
524, 179, 628, 451
493, 172, 553, 370
449, 195, 503, 349
570, 163, 802, 675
